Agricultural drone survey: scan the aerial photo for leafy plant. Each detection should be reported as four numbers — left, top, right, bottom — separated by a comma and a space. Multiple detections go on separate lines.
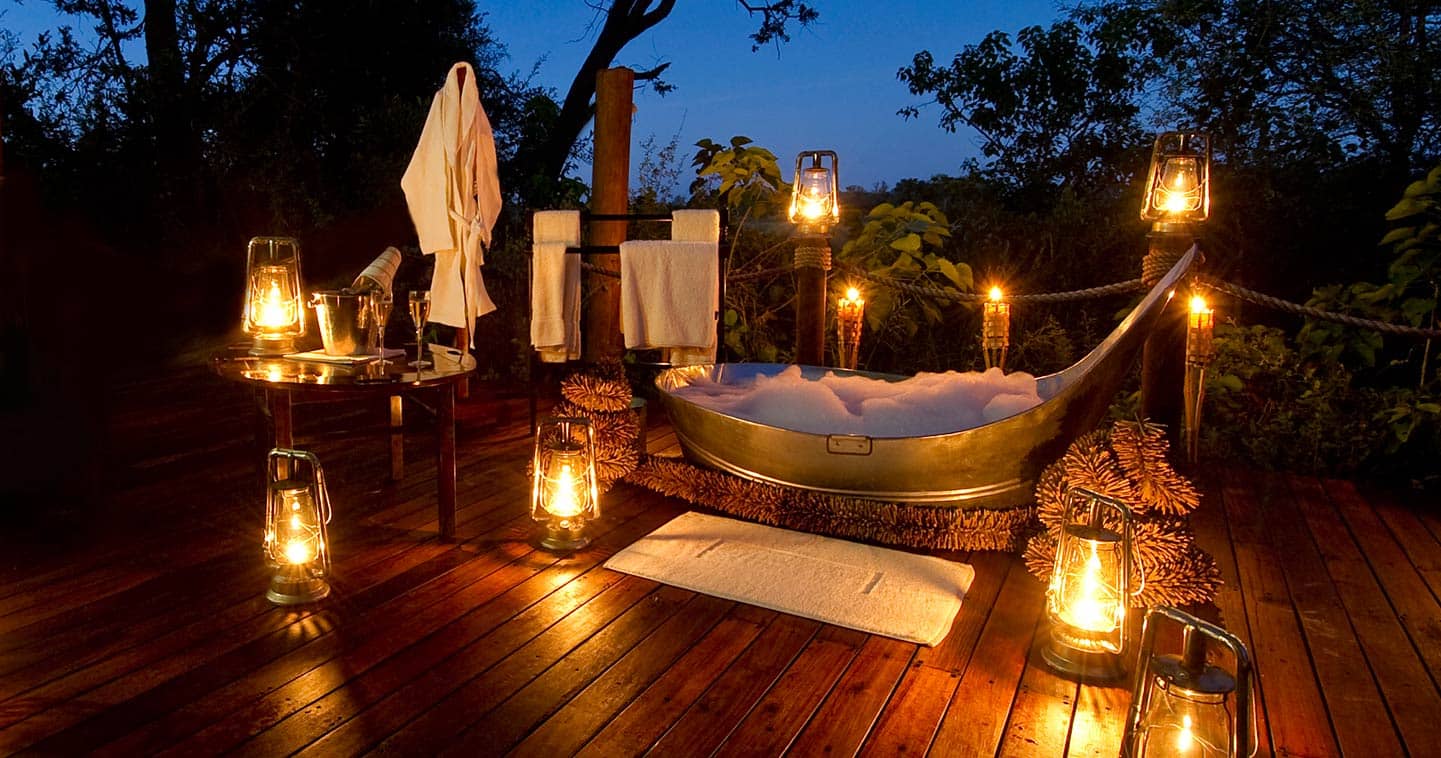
837, 201, 969, 337
689, 136, 794, 363
1201, 324, 1388, 474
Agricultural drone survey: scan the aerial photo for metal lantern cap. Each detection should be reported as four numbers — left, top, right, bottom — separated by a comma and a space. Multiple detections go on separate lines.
1063, 522, 1123, 544
1150, 654, 1237, 700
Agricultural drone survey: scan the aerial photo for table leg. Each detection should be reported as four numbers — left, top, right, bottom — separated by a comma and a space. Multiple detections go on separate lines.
389, 394, 404, 481
436, 385, 457, 540
268, 388, 294, 448
267, 388, 294, 478
454, 328, 471, 400
253, 388, 272, 490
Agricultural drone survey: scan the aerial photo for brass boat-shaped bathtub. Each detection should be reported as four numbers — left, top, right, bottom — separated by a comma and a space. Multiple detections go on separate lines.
655, 248, 1195, 509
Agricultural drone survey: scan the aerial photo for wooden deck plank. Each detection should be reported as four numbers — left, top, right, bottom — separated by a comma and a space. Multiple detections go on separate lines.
923, 558, 1044, 757
0, 531, 456, 752
784, 634, 916, 756
438, 584, 701, 755
1287, 475, 1441, 750
506, 595, 736, 757
280, 508, 682, 758
1065, 683, 1126, 757
1261, 474, 1407, 755
357, 577, 669, 756
643, 613, 820, 756
994, 635, 1079, 756
913, 551, 1003, 674
1365, 484, 1441, 606
572, 606, 774, 757
1190, 476, 1273, 758
1323, 478, 1441, 687
858, 663, 957, 757
206, 501, 663, 757
1219, 467, 1340, 757
716, 626, 867, 755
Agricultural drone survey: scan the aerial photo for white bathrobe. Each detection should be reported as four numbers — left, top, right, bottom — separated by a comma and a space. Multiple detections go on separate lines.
401, 62, 501, 340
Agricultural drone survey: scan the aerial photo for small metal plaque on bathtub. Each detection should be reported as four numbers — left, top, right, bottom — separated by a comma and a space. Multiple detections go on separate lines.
826, 435, 872, 456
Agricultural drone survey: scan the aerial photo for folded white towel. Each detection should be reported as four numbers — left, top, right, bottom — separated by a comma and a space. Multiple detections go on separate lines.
672, 209, 720, 243
620, 240, 718, 355
531, 211, 582, 363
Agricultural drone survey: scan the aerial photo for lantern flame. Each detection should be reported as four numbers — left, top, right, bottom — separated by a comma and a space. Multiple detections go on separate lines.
1064, 546, 1114, 632
1177, 714, 1195, 753
798, 194, 830, 221
989, 286, 1003, 302
1189, 294, 1209, 315
284, 539, 314, 565
257, 282, 291, 328
846, 287, 861, 302
547, 465, 583, 518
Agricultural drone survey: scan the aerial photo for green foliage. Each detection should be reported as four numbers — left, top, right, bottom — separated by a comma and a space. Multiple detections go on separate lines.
898, 19, 1150, 194
1201, 325, 1389, 474
837, 201, 968, 334
690, 136, 786, 218
689, 136, 794, 363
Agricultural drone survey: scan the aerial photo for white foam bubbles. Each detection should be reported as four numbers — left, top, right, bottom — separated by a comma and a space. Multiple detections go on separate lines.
671, 365, 1042, 437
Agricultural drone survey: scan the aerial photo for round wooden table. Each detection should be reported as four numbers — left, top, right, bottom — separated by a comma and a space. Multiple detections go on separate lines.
213, 345, 475, 539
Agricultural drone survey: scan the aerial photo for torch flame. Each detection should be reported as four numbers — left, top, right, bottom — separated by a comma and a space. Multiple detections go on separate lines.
989, 286, 1003, 302
1189, 294, 1210, 315
846, 287, 861, 302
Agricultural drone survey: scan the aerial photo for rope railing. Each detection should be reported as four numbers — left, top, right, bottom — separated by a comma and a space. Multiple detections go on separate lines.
1199, 277, 1441, 339
837, 263, 1147, 303
578, 253, 1441, 339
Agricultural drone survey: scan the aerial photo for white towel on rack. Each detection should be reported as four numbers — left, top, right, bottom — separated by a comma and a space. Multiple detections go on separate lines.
672, 209, 720, 243
531, 210, 582, 363
620, 240, 718, 360
667, 209, 721, 365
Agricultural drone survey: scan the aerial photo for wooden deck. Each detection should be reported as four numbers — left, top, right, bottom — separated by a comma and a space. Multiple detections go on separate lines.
2, 364, 1439, 756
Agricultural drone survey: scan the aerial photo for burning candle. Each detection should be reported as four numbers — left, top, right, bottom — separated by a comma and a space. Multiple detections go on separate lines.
836, 286, 865, 370
1186, 294, 1215, 366
982, 286, 1011, 370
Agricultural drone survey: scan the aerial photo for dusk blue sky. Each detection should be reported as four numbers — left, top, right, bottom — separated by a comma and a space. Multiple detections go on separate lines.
4, 1, 1064, 189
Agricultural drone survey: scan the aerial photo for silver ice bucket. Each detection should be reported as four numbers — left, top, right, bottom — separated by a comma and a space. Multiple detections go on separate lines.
310, 290, 373, 356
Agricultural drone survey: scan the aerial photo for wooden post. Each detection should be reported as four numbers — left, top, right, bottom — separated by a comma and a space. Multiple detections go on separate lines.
1140, 228, 1193, 436
794, 235, 830, 366
584, 67, 634, 362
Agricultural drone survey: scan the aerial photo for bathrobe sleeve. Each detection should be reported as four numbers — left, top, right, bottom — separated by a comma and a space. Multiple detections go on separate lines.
400, 90, 455, 257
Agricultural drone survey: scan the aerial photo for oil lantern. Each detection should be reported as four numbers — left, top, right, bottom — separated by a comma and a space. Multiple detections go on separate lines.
243, 236, 306, 355
1141, 132, 1211, 223
531, 416, 601, 551
788, 150, 840, 231
1044, 486, 1137, 681
263, 448, 333, 605
1123, 605, 1255, 758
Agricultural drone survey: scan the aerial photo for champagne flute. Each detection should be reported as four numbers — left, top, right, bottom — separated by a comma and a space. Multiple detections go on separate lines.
368, 292, 393, 365
408, 290, 432, 369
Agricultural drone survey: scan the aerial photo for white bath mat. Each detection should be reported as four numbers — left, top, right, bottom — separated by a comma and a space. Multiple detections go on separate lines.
604, 512, 974, 646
